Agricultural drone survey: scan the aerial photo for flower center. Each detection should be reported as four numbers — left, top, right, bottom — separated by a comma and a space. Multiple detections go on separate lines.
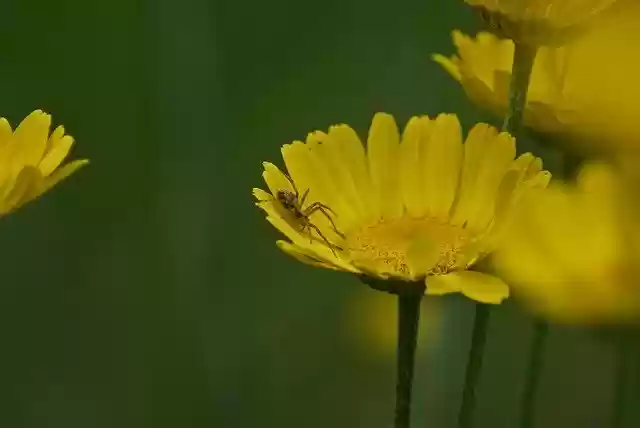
343, 216, 476, 279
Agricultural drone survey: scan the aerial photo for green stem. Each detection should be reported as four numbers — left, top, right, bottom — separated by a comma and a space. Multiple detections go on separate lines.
457, 303, 491, 428
361, 278, 425, 428
502, 42, 538, 134
520, 320, 549, 428
612, 341, 630, 428
561, 151, 583, 180
395, 291, 423, 428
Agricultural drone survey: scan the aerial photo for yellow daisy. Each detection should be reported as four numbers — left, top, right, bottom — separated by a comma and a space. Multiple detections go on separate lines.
434, 0, 640, 154
254, 113, 550, 304
464, 0, 617, 46
493, 162, 640, 324
433, 31, 577, 135
0, 110, 88, 215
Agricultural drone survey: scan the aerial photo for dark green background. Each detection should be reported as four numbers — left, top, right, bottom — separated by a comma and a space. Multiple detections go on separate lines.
0, 0, 637, 427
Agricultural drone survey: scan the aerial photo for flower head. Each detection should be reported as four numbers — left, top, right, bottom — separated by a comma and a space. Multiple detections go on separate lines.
465, 0, 617, 45
0, 110, 88, 215
254, 113, 550, 304
434, 1, 640, 155
493, 162, 640, 324
433, 31, 578, 135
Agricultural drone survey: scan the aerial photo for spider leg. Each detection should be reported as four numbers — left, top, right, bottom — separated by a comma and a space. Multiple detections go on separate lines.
299, 188, 310, 207
282, 172, 299, 196
306, 201, 337, 216
307, 223, 339, 257
304, 204, 346, 239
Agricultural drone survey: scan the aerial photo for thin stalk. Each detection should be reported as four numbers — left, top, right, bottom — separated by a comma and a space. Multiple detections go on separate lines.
502, 42, 538, 134
519, 320, 549, 428
395, 291, 423, 428
612, 341, 630, 428
457, 303, 491, 428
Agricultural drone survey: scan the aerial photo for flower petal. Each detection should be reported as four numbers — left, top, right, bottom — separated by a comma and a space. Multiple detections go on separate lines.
262, 161, 294, 196
39, 128, 74, 177
276, 240, 357, 272
367, 113, 402, 219
12, 110, 51, 166
41, 159, 89, 194
451, 124, 516, 232
282, 138, 351, 236
0, 166, 44, 214
399, 116, 429, 217
429, 271, 509, 304
307, 131, 363, 227
329, 124, 375, 222
422, 114, 463, 219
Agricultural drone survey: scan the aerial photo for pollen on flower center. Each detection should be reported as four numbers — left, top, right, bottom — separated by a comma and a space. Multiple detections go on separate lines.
343, 216, 475, 279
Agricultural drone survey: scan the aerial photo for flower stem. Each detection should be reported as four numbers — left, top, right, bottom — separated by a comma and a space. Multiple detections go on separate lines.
612, 340, 631, 428
361, 278, 425, 428
395, 290, 423, 428
502, 42, 538, 134
457, 303, 491, 428
520, 319, 549, 428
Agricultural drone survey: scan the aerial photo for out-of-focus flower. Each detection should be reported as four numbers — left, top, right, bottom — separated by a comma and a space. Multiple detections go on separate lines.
433, 31, 577, 134
343, 289, 443, 358
464, 0, 617, 46
254, 113, 550, 304
0, 110, 88, 215
493, 162, 640, 324
434, 0, 640, 155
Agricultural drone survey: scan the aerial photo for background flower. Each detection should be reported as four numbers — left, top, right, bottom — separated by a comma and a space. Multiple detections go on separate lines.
0, 110, 88, 215
464, 0, 617, 46
434, 0, 640, 155
493, 162, 640, 324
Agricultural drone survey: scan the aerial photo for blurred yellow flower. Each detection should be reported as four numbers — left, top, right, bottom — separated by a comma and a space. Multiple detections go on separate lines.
493, 162, 640, 324
464, 0, 617, 45
0, 110, 88, 215
433, 31, 576, 134
254, 113, 550, 304
343, 289, 443, 358
434, 1, 640, 154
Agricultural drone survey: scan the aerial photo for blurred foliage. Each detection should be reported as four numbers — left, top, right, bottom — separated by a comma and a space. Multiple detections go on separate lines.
0, 0, 637, 427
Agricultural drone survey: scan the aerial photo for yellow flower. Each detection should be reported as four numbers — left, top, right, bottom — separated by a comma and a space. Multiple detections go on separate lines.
493, 162, 640, 324
433, 31, 578, 135
343, 289, 443, 358
0, 110, 88, 215
253, 113, 550, 304
464, 0, 617, 45
434, 1, 640, 154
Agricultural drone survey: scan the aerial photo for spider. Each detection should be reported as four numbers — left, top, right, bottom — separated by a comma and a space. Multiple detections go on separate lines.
261, 172, 344, 256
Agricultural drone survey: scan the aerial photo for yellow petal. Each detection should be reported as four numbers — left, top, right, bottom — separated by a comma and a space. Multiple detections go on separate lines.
39, 128, 74, 177
253, 187, 272, 204
430, 271, 509, 304
422, 114, 463, 218
12, 110, 52, 166
282, 138, 350, 236
452, 124, 516, 232
262, 161, 294, 197
328, 124, 375, 221
426, 274, 461, 296
307, 131, 362, 227
277, 240, 347, 272
0, 118, 13, 148
431, 53, 463, 82
399, 116, 428, 217
367, 113, 402, 219
41, 159, 88, 194
0, 166, 44, 214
